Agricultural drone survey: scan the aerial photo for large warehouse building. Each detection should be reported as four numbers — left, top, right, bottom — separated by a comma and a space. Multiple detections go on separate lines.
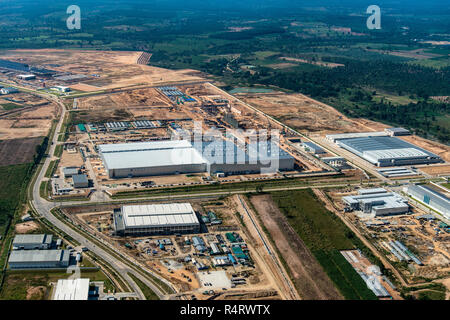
12, 234, 53, 250
8, 250, 70, 269
406, 184, 450, 219
99, 140, 207, 178
343, 188, 409, 216
114, 203, 201, 236
195, 140, 295, 175
99, 139, 295, 178
330, 133, 442, 167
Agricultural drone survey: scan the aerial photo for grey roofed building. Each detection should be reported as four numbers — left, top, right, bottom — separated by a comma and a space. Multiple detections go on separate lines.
114, 203, 200, 236
302, 141, 326, 154
385, 127, 411, 136
343, 188, 409, 216
72, 174, 89, 188
335, 136, 442, 167
63, 167, 80, 177
8, 249, 70, 269
406, 184, 450, 219
194, 140, 294, 174
12, 234, 53, 250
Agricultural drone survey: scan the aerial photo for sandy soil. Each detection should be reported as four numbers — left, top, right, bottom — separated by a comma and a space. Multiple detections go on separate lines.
26, 286, 47, 300
59, 150, 84, 168
0, 101, 56, 140
1, 49, 205, 91
15, 221, 40, 234
236, 92, 388, 135
249, 194, 343, 300
418, 164, 450, 175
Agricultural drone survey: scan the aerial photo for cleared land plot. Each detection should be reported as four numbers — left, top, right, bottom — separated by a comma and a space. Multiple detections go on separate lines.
1, 49, 204, 91
263, 189, 378, 300
237, 92, 387, 135
0, 137, 43, 166
249, 194, 343, 300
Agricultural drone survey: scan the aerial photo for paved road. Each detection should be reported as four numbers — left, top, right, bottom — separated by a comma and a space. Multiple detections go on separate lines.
28, 96, 172, 300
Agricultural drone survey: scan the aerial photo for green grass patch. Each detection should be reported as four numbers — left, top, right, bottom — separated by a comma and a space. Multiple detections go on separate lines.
44, 160, 59, 178
1, 103, 22, 111
271, 189, 379, 300
53, 145, 63, 158
0, 163, 33, 236
127, 272, 159, 300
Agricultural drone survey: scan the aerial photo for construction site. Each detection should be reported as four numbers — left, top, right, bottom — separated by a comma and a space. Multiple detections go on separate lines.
324, 186, 450, 290
59, 195, 296, 300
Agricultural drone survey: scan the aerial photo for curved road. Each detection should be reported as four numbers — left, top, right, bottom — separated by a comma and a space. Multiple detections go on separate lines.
28, 94, 172, 300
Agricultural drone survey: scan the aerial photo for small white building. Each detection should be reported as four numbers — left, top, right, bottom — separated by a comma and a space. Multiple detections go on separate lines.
53, 278, 90, 300
51, 86, 71, 93
17, 74, 36, 80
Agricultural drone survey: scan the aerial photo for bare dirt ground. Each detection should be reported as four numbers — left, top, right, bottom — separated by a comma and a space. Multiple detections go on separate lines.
15, 221, 40, 234
1, 49, 205, 91
59, 150, 84, 168
418, 164, 450, 176
26, 286, 47, 300
236, 92, 388, 135
0, 137, 43, 166
0, 101, 57, 140
249, 194, 343, 300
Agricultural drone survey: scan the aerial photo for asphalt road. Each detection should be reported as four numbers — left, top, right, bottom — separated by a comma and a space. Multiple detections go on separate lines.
28, 96, 172, 300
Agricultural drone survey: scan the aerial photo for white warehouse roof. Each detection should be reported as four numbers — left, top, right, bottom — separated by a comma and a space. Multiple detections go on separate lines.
53, 278, 90, 300
99, 140, 206, 170
121, 203, 199, 229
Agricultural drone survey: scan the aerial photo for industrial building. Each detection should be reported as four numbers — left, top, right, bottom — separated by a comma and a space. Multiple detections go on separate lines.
12, 234, 53, 250
326, 131, 388, 143
51, 86, 71, 93
196, 140, 295, 175
72, 174, 89, 188
377, 167, 418, 178
302, 141, 326, 154
1, 87, 19, 95
63, 167, 80, 178
385, 127, 411, 136
53, 278, 90, 300
332, 134, 442, 167
113, 203, 200, 236
99, 139, 294, 178
406, 184, 450, 219
99, 140, 207, 178
8, 250, 70, 269
343, 188, 409, 216
17, 74, 36, 80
